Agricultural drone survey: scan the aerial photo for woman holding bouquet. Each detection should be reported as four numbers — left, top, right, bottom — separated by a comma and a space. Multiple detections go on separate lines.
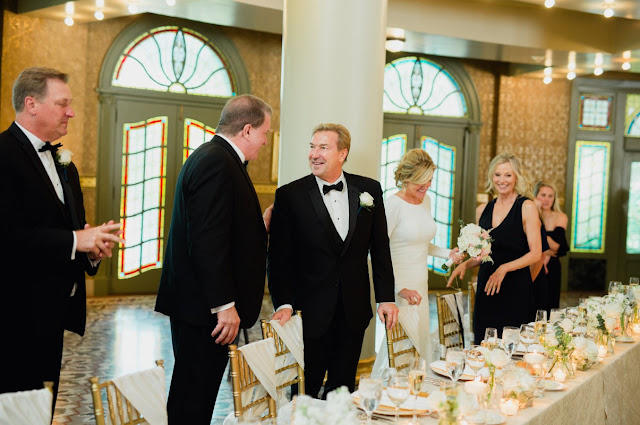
448, 152, 542, 344
373, 149, 462, 372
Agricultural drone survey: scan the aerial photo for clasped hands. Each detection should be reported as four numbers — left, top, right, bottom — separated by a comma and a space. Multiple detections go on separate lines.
76, 220, 124, 260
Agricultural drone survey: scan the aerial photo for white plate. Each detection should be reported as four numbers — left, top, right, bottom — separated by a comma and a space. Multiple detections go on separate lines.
352, 390, 430, 416
430, 360, 488, 381
543, 380, 567, 391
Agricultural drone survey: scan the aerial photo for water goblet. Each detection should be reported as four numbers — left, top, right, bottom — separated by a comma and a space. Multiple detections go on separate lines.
465, 345, 486, 378
502, 326, 520, 359
549, 308, 564, 324
630, 277, 639, 286
523, 346, 546, 398
483, 327, 498, 349
358, 375, 383, 425
408, 357, 428, 424
386, 374, 410, 424
445, 347, 466, 382
609, 281, 622, 295
520, 324, 536, 353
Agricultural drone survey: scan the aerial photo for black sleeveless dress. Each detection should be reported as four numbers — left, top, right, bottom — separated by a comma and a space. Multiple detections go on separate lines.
474, 196, 535, 344
546, 227, 569, 310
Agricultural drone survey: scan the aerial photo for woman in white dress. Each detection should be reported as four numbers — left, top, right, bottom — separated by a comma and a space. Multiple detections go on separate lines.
373, 149, 461, 373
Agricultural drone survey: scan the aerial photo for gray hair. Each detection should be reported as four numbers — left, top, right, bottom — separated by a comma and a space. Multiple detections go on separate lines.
216, 94, 272, 136
13, 67, 69, 113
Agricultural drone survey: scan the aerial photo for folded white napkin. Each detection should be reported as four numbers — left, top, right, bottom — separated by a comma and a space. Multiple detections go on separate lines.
238, 338, 278, 401
270, 315, 305, 369
0, 388, 52, 425
112, 366, 167, 425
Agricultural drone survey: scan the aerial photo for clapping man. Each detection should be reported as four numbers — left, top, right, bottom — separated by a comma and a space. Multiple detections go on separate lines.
0, 68, 124, 408
267, 123, 398, 398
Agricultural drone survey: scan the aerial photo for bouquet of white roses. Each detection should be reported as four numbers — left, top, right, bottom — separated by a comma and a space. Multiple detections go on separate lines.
292, 387, 357, 425
443, 222, 494, 271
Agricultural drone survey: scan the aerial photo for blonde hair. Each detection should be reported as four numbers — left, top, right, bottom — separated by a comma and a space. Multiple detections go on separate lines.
534, 181, 563, 213
312, 123, 351, 161
394, 149, 436, 187
486, 152, 532, 198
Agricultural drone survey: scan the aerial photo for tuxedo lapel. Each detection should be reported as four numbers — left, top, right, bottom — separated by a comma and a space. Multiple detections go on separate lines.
10, 123, 71, 223
306, 176, 343, 250
341, 175, 360, 256
56, 165, 81, 229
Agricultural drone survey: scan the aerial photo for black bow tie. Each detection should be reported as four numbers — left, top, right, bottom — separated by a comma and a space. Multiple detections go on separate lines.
323, 181, 344, 195
39, 142, 62, 154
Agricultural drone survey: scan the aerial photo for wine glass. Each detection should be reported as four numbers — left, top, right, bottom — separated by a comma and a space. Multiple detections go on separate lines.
535, 310, 548, 344
465, 345, 486, 378
358, 375, 382, 425
630, 277, 639, 286
483, 327, 498, 349
609, 281, 622, 295
502, 326, 520, 359
520, 324, 536, 352
445, 347, 466, 382
408, 357, 428, 424
386, 374, 410, 424
549, 308, 564, 324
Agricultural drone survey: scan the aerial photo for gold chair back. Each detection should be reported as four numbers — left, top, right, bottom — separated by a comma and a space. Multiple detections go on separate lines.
436, 292, 465, 359
260, 311, 305, 395
89, 360, 164, 425
228, 344, 277, 422
468, 281, 476, 337
385, 318, 418, 372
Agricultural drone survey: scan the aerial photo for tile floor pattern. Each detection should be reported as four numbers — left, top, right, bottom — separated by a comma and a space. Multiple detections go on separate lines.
52, 291, 598, 425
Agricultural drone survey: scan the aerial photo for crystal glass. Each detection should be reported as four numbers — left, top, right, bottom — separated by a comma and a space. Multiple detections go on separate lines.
445, 347, 466, 382
483, 327, 498, 349
549, 308, 564, 324
465, 345, 486, 378
408, 357, 428, 425
520, 324, 536, 352
523, 346, 546, 398
535, 310, 548, 344
386, 374, 410, 424
630, 277, 640, 286
502, 326, 520, 359
358, 375, 382, 425
609, 281, 622, 295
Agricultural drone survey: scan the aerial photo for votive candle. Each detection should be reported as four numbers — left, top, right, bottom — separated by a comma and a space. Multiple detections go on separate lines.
500, 398, 519, 416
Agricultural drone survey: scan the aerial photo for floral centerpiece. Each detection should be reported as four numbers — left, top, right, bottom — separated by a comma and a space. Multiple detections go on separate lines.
571, 336, 599, 370
292, 387, 358, 425
443, 222, 494, 271
501, 366, 535, 408
544, 320, 575, 378
476, 347, 509, 404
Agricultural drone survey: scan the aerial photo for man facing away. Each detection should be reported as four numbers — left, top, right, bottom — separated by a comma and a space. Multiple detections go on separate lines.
155, 94, 272, 424
0, 67, 123, 409
267, 123, 399, 398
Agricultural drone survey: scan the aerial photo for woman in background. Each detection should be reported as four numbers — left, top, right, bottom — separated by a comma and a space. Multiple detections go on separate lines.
534, 181, 569, 310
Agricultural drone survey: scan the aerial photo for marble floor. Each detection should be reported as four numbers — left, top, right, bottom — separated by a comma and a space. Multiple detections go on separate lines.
52, 291, 598, 425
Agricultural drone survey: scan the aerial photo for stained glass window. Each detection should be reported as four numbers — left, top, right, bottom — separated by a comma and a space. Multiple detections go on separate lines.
184, 118, 215, 162
422, 137, 455, 274
627, 162, 640, 253
383, 57, 467, 117
119, 116, 168, 278
571, 141, 610, 253
625, 94, 640, 136
578, 95, 612, 131
113, 26, 235, 97
380, 134, 407, 198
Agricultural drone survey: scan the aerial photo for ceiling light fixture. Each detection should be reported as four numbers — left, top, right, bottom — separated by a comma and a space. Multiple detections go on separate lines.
595, 53, 603, 66
543, 76, 552, 84
623, 50, 631, 60
94, 10, 104, 20
544, 0, 555, 8
385, 28, 406, 53
594, 67, 604, 76
567, 72, 576, 80
64, 16, 74, 26
622, 62, 631, 70
604, 8, 614, 18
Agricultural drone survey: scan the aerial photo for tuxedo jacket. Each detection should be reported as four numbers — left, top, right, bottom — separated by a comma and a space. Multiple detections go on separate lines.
0, 122, 97, 339
155, 135, 267, 328
267, 173, 395, 338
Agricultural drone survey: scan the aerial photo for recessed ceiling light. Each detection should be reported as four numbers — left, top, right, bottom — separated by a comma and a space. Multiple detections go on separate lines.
544, 0, 555, 8
94, 10, 104, 20
594, 67, 604, 76
567, 72, 576, 80
622, 62, 631, 71
604, 8, 614, 18
543, 76, 552, 84
64, 16, 74, 26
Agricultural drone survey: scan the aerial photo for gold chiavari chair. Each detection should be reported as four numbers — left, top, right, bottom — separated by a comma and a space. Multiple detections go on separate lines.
89, 360, 164, 425
468, 281, 477, 338
260, 310, 305, 396
385, 317, 418, 372
436, 292, 465, 359
228, 344, 277, 423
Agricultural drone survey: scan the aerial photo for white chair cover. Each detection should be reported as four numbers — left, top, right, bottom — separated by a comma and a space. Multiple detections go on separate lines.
112, 366, 168, 425
0, 388, 52, 425
442, 292, 468, 348
269, 315, 305, 369
372, 305, 421, 377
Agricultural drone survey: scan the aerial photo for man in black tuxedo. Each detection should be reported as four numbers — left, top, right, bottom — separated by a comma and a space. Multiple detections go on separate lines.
268, 123, 399, 398
155, 94, 272, 424
0, 67, 123, 406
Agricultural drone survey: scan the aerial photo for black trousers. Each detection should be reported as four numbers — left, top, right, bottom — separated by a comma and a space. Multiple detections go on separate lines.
167, 318, 229, 425
303, 298, 366, 399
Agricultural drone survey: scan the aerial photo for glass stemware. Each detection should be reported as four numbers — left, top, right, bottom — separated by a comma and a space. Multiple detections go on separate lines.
630, 277, 639, 286
520, 324, 536, 352
483, 327, 498, 349
408, 357, 428, 425
386, 374, 410, 425
358, 375, 382, 425
535, 310, 548, 344
465, 345, 486, 378
523, 346, 546, 398
445, 347, 466, 382
502, 326, 520, 359
549, 308, 564, 324
609, 281, 622, 295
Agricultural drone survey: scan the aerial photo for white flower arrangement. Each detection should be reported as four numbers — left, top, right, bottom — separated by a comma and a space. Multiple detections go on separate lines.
293, 387, 358, 425
443, 222, 494, 271
571, 336, 599, 370
501, 367, 536, 408
56, 148, 73, 167
476, 347, 510, 368
358, 192, 374, 212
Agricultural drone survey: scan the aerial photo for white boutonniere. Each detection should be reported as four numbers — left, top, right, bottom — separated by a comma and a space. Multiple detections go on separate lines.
56, 148, 73, 168
359, 191, 374, 212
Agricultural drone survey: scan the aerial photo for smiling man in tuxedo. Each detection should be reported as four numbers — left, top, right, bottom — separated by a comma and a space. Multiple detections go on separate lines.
155, 94, 272, 424
268, 123, 398, 398
0, 67, 123, 407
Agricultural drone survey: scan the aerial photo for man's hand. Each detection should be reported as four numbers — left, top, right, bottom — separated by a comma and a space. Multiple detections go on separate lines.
76, 221, 124, 258
270, 307, 293, 325
377, 302, 398, 329
263, 204, 274, 232
211, 306, 240, 345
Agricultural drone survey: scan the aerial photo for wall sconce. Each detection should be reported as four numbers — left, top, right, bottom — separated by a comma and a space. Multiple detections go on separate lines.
385, 28, 405, 53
